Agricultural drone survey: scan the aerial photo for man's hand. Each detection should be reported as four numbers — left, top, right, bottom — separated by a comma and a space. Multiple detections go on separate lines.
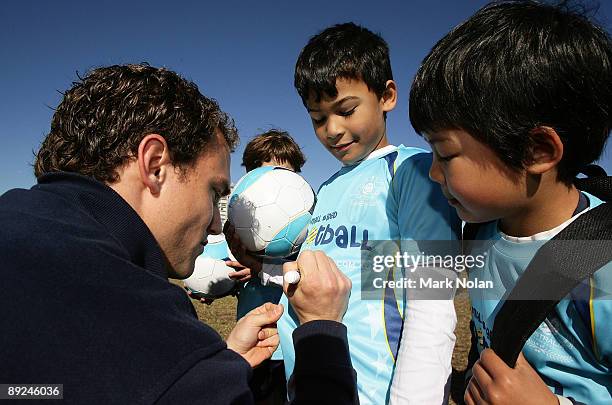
226, 302, 283, 368
465, 349, 559, 405
224, 221, 263, 274
283, 250, 351, 324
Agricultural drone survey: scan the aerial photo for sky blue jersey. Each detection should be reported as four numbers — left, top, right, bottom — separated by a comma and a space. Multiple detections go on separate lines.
277, 145, 460, 405
468, 192, 612, 404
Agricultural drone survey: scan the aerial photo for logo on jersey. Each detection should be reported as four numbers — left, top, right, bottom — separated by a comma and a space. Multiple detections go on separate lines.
472, 307, 492, 349
305, 224, 370, 249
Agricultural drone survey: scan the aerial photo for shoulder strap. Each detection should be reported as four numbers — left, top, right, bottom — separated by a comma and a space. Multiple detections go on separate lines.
462, 221, 486, 384
490, 175, 612, 367
574, 164, 612, 201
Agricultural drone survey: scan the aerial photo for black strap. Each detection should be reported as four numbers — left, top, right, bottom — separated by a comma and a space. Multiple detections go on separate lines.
462, 166, 611, 369
490, 201, 612, 367
574, 164, 612, 201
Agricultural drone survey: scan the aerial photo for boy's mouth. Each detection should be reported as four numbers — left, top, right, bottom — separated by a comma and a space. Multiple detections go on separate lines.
330, 141, 355, 152
442, 190, 460, 206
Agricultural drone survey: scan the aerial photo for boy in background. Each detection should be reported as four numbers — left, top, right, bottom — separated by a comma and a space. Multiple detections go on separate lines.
276, 23, 460, 404
226, 129, 307, 291
206, 129, 306, 404
410, 1, 612, 404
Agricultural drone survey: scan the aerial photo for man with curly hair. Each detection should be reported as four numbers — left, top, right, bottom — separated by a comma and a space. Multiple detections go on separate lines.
0, 64, 356, 404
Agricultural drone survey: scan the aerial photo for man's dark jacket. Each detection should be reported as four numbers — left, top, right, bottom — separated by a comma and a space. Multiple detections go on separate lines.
0, 173, 357, 404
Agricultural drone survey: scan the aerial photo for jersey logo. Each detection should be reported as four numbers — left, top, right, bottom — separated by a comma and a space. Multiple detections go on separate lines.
305, 224, 370, 249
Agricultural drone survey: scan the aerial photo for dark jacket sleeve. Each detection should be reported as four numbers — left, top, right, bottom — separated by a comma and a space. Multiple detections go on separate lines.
154, 348, 254, 405
289, 321, 359, 404
156, 321, 357, 405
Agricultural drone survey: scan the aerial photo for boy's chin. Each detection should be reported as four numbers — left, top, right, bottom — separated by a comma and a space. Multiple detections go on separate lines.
455, 206, 496, 225
335, 151, 367, 165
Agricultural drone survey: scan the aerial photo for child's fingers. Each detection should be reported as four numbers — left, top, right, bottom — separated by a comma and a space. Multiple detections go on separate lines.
464, 386, 476, 405
471, 361, 493, 397
465, 377, 486, 405
478, 348, 511, 378
225, 260, 246, 270
229, 269, 250, 279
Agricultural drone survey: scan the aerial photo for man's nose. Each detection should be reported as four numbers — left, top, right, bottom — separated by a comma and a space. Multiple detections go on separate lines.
208, 204, 223, 235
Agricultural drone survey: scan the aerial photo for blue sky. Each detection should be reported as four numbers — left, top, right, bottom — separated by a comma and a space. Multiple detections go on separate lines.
1, 0, 611, 193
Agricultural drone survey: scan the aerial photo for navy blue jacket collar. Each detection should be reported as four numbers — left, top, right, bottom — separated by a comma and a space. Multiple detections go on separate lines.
36, 172, 168, 279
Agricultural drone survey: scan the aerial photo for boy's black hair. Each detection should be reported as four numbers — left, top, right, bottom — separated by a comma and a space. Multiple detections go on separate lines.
295, 22, 393, 104
410, 0, 612, 184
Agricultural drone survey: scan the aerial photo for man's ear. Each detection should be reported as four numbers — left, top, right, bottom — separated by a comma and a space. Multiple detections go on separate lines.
381, 80, 398, 112
526, 126, 564, 175
137, 134, 171, 195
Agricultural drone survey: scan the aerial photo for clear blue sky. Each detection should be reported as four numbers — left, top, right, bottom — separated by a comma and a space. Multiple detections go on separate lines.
1, 0, 611, 193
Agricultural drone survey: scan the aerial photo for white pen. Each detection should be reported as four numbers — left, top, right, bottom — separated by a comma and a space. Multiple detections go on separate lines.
284, 270, 301, 285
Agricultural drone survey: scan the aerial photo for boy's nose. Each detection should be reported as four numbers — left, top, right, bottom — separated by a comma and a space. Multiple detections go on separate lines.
429, 159, 444, 185
325, 117, 344, 140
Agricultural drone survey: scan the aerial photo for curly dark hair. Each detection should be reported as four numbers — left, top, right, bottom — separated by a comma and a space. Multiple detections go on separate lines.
34, 63, 239, 183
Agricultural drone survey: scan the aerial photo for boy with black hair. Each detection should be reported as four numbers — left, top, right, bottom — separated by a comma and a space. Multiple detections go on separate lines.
276, 22, 460, 404
410, 1, 612, 404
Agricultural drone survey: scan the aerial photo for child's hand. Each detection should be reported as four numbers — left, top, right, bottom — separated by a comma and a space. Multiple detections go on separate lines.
465, 349, 559, 405
185, 287, 215, 305
226, 260, 258, 283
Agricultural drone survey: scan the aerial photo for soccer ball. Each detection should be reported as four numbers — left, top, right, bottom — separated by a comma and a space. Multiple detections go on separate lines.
228, 166, 316, 258
184, 234, 237, 299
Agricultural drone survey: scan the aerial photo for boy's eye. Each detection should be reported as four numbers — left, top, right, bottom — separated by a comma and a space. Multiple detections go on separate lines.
311, 116, 326, 125
433, 148, 457, 163
438, 154, 457, 162
338, 107, 356, 117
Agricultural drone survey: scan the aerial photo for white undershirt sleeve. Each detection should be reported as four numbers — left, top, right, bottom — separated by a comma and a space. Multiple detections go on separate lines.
389, 298, 456, 405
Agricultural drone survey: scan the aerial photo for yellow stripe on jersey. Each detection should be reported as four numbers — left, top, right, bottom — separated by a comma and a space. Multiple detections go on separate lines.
589, 276, 600, 361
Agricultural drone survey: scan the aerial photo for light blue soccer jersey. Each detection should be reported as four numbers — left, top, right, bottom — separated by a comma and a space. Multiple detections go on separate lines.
277, 145, 460, 405
468, 192, 612, 404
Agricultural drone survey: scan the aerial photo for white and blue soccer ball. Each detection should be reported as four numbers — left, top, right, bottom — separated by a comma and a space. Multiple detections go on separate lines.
184, 234, 237, 299
228, 166, 316, 258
